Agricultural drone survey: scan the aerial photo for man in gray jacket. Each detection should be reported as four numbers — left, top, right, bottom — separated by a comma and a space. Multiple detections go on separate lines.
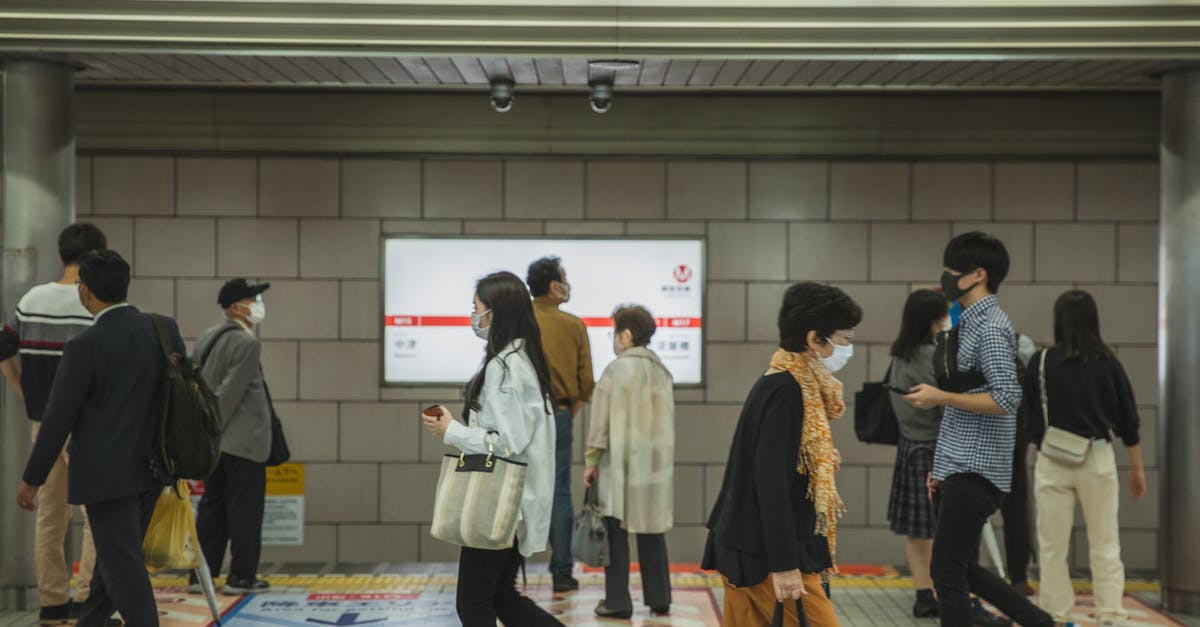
190, 278, 273, 596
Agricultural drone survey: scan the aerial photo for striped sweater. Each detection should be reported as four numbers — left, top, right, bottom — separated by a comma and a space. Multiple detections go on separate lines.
0, 282, 93, 421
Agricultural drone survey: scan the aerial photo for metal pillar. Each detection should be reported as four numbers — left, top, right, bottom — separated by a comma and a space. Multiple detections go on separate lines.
1160, 69, 1200, 616
0, 59, 75, 610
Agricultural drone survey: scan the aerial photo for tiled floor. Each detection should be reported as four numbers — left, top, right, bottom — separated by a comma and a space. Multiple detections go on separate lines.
0, 567, 1196, 626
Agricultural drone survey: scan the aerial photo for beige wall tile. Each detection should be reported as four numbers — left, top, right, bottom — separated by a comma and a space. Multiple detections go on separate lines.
135, 219, 215, 278
832, 284, 912, 344
953, 222, 1034, 283
913, 162, 992, 220
1035, 224, 1116, 283
869, 223, 953, 282
749, 162, 828, 220
746, 282, 789, 343
299, 341, 380, 401
299, 219, 380, 279
708, 223, 787, 281
340, 402, 420, 462
259, 158, 339, 217
380, 385, 463, 404
667, 161, 747, 220
260, 525, 336, 564
833, 416, 900, 466
704, 344, 777, 404
380, 463, 441, 523
1078, 161, 1158, 221
94, 156, 174, 216
127, 279, 174, 318
706, 282, 746, 342
260, 341, 299, 400
994, 162, 1074, 220
1116, 346, 1157, 409
381, 219, 462, 235
217, 218, 299, 278
87, 216, 133, 263
342, 159, 421, 218
178, 157, 257, 216
663, 525, 709, 563
338, 525, 420, 562
341, 280, 380, 340
867, 466, 895, 527
704, 464, 725, 515
789, 223, 869, 282
1118, 223, 1158, 283
834, 527, 908, 566
998, 284, 1072, 345
674, 403, 741, 463
838, 466, 869, 526
463, 220, 545, 235
257, 280, 339, 340
830, 162, 910, 221
587, 161, 667, 220
1089, 285, 1157, 344
544, 221, 624, 235
273, 402, 338, 462
624, 221, 706, 236
424, 160, 503, 219
1118, 469, 1158, 528
673, 466, 706, 526
505, 160, 584, 219
305, 463, 379, 523
76, 156, 92, 215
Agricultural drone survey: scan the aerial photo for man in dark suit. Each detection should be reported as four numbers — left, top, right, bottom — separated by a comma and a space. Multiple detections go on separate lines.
17, 250, 182, 627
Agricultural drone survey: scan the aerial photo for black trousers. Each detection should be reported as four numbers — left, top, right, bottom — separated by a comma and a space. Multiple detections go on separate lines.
456, 543, 564, 627
931, 473, 1052, 627
1000, 441, 1033, 584
80, 489, 161, 627
603, 517, 671, 612
195, 453, 266, 581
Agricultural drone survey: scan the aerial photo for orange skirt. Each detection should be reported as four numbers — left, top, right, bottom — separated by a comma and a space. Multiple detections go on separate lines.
722, 573, 840, 627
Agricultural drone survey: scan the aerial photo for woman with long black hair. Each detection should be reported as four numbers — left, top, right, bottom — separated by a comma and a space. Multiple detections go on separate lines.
422, 271, 563, 627
1027, 290, 1145, 626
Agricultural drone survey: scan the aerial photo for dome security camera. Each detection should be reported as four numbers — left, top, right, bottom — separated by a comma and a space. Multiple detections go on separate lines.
489, 78, 515, 113
588, 79, 614, 114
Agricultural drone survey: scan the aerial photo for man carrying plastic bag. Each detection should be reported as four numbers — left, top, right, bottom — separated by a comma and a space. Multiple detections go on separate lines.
144, 481, 223, 625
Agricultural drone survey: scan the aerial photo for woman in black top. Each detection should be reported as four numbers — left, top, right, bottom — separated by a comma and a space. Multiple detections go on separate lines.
1023, 290, 1146, 625
702, 282, 862, 627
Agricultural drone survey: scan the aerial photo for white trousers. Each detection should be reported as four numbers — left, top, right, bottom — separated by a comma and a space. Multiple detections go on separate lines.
1035, 441, 1127, 623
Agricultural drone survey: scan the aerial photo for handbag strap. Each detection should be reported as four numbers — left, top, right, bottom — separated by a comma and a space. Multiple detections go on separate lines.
771, 598, 810, 627
1038, 349, 1050, 434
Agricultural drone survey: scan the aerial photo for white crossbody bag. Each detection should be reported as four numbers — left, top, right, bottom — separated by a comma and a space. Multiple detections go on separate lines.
1037, 350, 1092, 466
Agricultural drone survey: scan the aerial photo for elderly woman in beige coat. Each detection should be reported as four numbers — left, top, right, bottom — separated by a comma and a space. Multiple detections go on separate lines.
583, 305, 675, 620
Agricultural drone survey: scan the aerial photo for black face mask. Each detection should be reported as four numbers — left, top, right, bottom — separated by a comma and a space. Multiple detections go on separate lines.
941, 270, 980, 302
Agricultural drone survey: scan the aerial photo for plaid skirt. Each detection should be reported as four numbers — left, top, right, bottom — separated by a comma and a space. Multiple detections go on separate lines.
887, 435, 937, 539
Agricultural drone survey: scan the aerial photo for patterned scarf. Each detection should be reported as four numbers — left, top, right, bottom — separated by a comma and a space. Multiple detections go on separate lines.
769, 348, 847, 569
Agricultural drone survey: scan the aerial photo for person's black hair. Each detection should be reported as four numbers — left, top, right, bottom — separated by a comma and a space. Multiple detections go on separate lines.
612, 305, 656, 347
465, 271, 555, 414
890, 289, 949, 362
1053, 290, 1115, 362
778, 282, 863, 352
943, 231, 1010, 293
58, 223, 107, 266
78, 250, 130, 304
526, 257, 564, 298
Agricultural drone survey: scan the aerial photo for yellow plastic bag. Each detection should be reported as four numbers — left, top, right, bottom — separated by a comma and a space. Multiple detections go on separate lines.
142, 481, 201, 571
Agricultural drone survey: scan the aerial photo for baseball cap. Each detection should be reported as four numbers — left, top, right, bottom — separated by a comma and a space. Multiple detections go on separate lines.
218, 278, 270, 308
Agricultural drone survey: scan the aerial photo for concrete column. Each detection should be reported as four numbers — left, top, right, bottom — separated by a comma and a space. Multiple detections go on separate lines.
1160, 69, 1200, 616
0, 59, 75, 610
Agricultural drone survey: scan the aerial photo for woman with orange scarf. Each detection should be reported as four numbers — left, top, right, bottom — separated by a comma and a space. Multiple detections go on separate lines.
702, 282, 862, 627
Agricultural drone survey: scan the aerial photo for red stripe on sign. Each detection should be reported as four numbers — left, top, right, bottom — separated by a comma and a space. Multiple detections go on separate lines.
386, 315, 701, 328
307, 593, 420, 601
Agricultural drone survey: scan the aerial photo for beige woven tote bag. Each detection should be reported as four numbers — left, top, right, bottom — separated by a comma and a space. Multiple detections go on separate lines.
431, 433, 528, 549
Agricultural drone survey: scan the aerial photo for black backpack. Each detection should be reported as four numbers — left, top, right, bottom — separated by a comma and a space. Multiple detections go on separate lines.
146, 314, 224, 482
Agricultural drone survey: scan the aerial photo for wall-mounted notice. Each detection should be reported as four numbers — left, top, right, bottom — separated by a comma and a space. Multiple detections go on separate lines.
382, 238, 704, 385
262, 463, 304, 546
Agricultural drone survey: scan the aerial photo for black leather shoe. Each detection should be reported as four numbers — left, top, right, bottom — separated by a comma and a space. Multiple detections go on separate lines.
552, 573, 579, 593
913, 590, 939, 618
650, 606, 671, 616
38, 602, 71, 625
223, 576, 271, 595
594, 600, 633, 620
970, 600, 1012, 627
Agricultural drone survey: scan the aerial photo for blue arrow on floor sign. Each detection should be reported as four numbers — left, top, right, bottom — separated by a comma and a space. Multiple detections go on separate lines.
306, 614, 386, 626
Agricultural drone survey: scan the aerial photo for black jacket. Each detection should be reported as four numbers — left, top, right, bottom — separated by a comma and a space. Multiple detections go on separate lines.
1022, 347, 1140, 447
23, 306, 183, 505
702, 372, 832, 586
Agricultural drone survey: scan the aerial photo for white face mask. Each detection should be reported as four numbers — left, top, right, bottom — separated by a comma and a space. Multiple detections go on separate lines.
471, 309, 491, 341
943, 317, 954, 332
556, 281, 571, 303
245, 300, 266, 325
820, 339, 854, 373
613, 333, 627, 356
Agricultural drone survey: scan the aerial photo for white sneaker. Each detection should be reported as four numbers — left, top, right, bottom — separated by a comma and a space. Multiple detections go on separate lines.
186, 582, 202, 595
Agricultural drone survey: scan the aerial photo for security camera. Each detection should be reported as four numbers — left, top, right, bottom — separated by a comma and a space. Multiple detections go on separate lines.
489, 78, 515, 113
588, 79, 614, 114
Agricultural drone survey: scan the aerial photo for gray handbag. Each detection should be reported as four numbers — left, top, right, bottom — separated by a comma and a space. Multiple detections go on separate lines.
430, 432, 527, 550
571, 484, 608, 567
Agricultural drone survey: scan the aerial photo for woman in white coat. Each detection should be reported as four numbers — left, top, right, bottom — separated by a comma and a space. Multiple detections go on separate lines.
584, 305, 675, 620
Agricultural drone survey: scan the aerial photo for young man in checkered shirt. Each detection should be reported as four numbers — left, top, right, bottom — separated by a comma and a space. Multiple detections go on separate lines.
904, 232, 1059, 627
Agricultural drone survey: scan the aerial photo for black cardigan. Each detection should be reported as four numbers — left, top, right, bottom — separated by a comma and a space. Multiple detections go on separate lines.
701, 372, 832, 586
1022, 348, 1140, 446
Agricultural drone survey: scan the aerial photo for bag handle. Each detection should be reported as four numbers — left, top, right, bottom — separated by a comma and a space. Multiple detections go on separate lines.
146, 313, 175, 361
198, 324, 242, 368
771, 597, 810, 627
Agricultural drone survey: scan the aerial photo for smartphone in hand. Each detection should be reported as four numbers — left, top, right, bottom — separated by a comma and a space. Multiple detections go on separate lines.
422, 405, 444, 418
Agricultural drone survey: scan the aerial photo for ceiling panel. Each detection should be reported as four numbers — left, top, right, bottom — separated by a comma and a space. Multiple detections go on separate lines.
424, 57, 466, 84
637, 59, 670, 86
370, 57, 416, 84
662, 59, 699, 86
533, 58, 565, 85
711, 59, 751, 86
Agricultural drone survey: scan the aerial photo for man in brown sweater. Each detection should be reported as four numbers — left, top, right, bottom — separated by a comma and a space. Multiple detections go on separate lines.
527, 256, 594, 592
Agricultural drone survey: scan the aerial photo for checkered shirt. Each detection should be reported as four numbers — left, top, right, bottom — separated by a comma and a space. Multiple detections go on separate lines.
931, 295, 1020, 492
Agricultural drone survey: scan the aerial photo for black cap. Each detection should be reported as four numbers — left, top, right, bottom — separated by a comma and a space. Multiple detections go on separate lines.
218, 278, 270, 308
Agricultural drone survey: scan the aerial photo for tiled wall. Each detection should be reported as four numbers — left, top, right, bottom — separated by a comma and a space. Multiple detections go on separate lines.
74, 154, 1159, 571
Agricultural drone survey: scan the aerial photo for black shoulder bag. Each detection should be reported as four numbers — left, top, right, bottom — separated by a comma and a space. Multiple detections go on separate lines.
854, 364, 900, 445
